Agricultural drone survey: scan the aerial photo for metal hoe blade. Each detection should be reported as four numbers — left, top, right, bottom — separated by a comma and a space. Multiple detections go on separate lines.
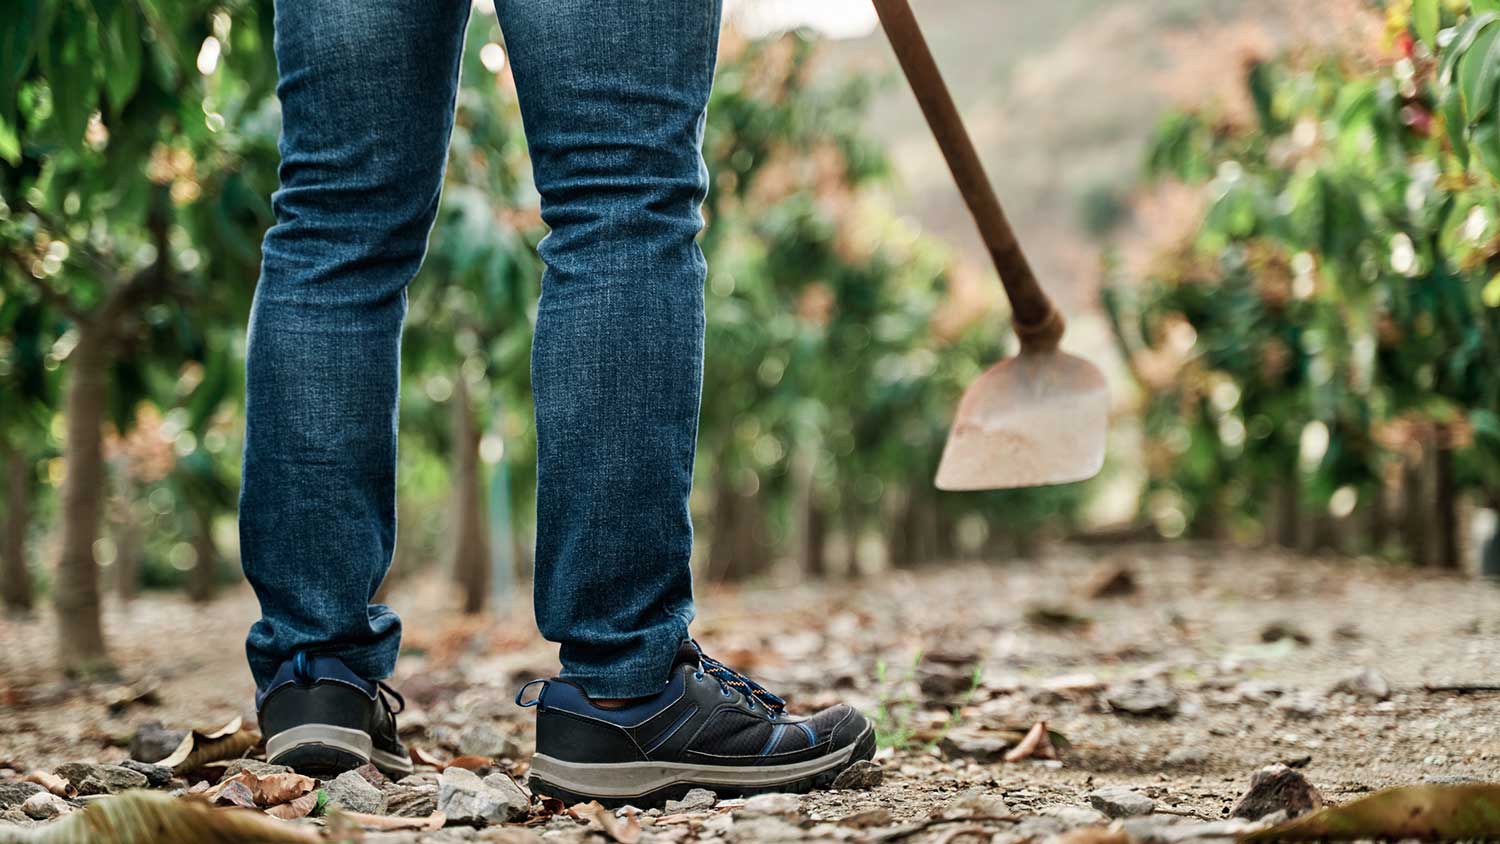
934, 350, 1108, 490
874, 0, 1109, 490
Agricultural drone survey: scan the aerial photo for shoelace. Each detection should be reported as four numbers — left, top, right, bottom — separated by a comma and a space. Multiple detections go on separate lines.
694, 642, 787, 715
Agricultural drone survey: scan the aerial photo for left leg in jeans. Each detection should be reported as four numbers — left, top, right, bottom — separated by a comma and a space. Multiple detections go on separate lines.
495, 0, 723, 698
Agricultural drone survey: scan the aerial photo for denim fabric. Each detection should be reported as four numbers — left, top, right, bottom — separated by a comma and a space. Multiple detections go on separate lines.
241, 0, 721, 698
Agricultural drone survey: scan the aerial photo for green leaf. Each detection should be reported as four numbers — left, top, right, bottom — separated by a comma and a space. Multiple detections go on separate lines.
37, 2, 100, 149
1459, 24, 1500, 122
1478, 0, 1500, 13
100, 5, 142, 114
1443, 86, 1470, 164
1467, 22, 1500, 123
1413, 0, 1440, 49
1440, 13, 1498, 87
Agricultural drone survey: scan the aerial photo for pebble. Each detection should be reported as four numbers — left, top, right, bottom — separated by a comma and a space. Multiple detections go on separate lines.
839, 807, 893, 828
1328, 667, 1390, 701
1089, 786, 1156, 818
326, 769, 385, 814
0, 782, 44, 810
437, 767, 530, 826
1229, 764, 1323, 820
1106, 681, 1180, 718
664, 787, 718, 813
457, 723, 515, 758
221, 760, 293, 778
831, 760, 883, 790
1165, 746, 1209, 766
944, 787, 1010, 817
384, 783, 439, 817
1039, 804, 1110, 827
19, 792, 71, 820
938, 731, 1010, 761
117, 759, 173, 788
56, 764, 148, 796
741, 792, 801, 817
128, 722, 188, 764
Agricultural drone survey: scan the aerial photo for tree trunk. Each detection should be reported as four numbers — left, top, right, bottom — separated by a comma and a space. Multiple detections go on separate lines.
1273, 469, 1300, 549
112, 504, 142, 602
451, 376, 490, 614
792, 450, 828, 578
1, 444, 33, 613
1403, 448, 1432, 566
187, 509, 219, 603
707, 469, 768, 582
1366, 474, 1388, 555
1433, 426, 1460, 569
55, 329, 114, 676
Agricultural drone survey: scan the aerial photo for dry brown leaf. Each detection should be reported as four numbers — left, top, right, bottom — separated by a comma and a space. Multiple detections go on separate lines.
1048, 825, 1131, 844
408, 746, 448, 769
1004, 721, 1058, 762
158, 717, 261, 771
204, 770, 317, 809
0, 790, 321, 844
334, 809, 446, 831
445, 755, 493, 770
263, 790, 321, 821
570, 802, 642, 844
1244, 783, 1500, 841
23, 771, 75, 798
211, 780, 259, 810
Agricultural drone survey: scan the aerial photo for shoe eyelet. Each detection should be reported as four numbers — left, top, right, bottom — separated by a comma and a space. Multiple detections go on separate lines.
720, 687, 731, 697
693, 671, 705, 681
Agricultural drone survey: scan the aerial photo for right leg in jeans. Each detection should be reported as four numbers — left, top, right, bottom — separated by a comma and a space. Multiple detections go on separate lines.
242, 0, 468, 775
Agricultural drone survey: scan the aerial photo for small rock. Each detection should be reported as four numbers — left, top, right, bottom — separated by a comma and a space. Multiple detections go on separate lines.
1165, 746, 1209, 767
1229, 764, 1323, 820
839, 808, 893, 828
1272, 693, 1323, 719
19, 792, 71, 821
945, 787, 1010, 817
457, 723, 515, 759
1, 807, 32, 826
939, 730, 1010, 761
1328, 667, 1390, 701
384, 783, 439, 817
1106, 682, 1179, 718
438, 767, 529, 826
1089, 787, 1156, 818
326, 770, 385, 814
664, 787, 718, 813
1331, 623, 1362, 641
741, 792, 801, 817
66, 764, 148, 796
1260, 622, 1311, 646
221, 760, 293, 779
831, 760, 883, 790
1038, 805, 1110, 828
352, 763, 389, 790
0, 782, 44, 810
116, 760, 173, 788
129, 722, 188, 764
397, 772, 441, 788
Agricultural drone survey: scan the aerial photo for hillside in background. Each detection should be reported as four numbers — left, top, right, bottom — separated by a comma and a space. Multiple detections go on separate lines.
813, 0, 1378, 325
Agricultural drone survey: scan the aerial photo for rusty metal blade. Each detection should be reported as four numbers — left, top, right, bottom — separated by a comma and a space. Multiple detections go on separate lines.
934, 350, 1108, 491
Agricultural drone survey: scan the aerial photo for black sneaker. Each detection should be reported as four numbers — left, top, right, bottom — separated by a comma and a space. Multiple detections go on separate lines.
518, 641, 875, 807
256, 652, 414, 779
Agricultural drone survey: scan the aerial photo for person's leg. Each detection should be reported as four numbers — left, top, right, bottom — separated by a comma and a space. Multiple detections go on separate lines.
240, 0, 470, 690
497, 0, 720, 698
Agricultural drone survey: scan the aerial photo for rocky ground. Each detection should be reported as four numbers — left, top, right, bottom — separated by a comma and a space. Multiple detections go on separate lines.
1, 543, 1499, 842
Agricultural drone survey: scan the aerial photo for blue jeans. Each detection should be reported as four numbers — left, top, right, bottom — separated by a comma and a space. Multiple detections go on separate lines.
240, 0, 720, 698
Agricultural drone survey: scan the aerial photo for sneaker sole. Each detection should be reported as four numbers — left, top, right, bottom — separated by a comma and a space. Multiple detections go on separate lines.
265, 724, 413, 779
528, 724, 876, 808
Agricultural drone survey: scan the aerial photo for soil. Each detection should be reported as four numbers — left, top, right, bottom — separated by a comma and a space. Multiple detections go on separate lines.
2, 543, 1498, 842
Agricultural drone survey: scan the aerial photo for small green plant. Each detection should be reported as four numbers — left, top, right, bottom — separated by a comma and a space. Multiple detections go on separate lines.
871, 651, 983, 751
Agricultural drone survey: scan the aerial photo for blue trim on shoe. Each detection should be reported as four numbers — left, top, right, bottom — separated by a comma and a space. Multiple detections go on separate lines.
643, 704, 699, 753
796, 722, 816, 745
757, 723, 787, 757
256, 654, 377, 710
538, 673, 686, 727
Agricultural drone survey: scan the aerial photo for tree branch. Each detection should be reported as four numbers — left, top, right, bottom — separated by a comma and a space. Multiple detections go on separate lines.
1, 248, 90, 324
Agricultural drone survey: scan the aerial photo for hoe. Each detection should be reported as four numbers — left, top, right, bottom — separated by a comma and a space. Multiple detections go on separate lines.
874, 0, 1109, 490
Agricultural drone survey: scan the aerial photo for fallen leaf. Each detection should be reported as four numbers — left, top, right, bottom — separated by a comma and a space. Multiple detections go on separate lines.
445, 755, 494, 771
157, 717, 261, 772
263, 790, 321, 821
332, 809, 446, 831
1048, 826, 1131, 844
204, 770, 317, 809
409, 746, 449, 769
0, 790, 321, 844
571, 801, 643, 844
1004, 721, 1058, 762
23, 771, 75, 798
211, 780, 259, 810
1244, 783, 1500, 841
104, 681, 161, 714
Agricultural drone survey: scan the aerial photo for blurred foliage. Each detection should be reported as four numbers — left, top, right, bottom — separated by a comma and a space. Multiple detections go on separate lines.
1, 0, 1088, 639
1108, 0, 1500, 554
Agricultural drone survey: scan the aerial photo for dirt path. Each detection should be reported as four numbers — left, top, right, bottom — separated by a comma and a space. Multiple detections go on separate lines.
2, 544, 1498, 841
